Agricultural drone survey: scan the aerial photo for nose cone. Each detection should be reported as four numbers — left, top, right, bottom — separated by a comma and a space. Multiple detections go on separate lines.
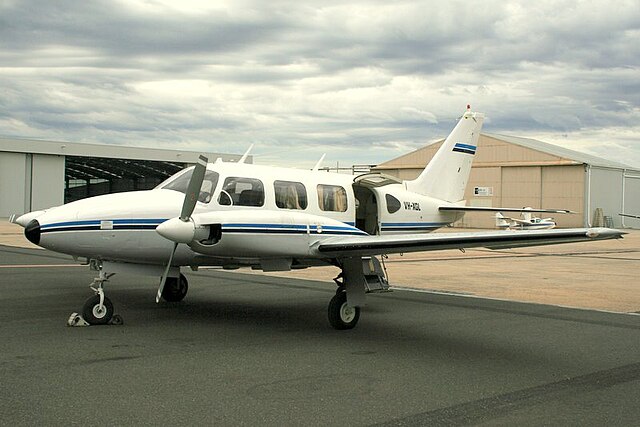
25, 219, 41, 245
15, 210, 46, 227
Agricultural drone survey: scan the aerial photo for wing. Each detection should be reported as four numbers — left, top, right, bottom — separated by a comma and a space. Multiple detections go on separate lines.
508, 218, 528, 224
620, 213, 640, 219
313, 227, 624, 258
440, 206, 573, 214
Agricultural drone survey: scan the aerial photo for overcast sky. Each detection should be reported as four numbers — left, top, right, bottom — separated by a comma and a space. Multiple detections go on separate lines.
1, 0, 639, 168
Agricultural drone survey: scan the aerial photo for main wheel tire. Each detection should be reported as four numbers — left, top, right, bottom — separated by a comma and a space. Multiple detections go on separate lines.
161, 274, 189, 302
328, 291, 360, 330
82, 295, 114, 325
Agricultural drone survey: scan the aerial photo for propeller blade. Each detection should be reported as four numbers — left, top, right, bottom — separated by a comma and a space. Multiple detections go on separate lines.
157, 155, 207, 302
156, 242, 178, 303
180, 155, 208, 221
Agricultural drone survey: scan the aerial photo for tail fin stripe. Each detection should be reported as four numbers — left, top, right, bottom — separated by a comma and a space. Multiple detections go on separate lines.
453, 143, 477, 155
452, 147, 476, 155
454, 143, 477, 150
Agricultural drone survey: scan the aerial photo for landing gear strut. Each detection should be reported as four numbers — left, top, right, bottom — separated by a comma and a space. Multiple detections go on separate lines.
68, 264, 122, 326
82, 269, 115, 324
327, 257, 391, 330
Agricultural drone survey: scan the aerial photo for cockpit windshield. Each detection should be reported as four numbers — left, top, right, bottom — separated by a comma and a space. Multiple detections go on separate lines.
158, 168, 220, 203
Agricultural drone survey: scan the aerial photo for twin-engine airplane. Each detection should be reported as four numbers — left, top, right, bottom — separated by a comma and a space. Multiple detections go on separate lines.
14, 108, 624, 329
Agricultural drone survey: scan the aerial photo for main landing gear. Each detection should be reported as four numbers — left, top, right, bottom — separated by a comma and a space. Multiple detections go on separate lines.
161, 274, 189, 302
327, 256, 390, 330
328, 286, 360, 330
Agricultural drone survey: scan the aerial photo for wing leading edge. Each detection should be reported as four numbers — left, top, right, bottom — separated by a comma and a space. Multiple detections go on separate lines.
313, 228, 624, 258
439, 206, 574, 214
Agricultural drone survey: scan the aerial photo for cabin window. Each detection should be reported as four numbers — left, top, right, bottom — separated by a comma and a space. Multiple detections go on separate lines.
386, 194, 401, 214
274, 180, 307, 210
160, 169, 219, 203
317, 184, 348, 212
218, 177, 265, 207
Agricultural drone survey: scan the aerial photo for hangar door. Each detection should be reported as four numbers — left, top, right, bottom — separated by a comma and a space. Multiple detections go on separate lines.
65, 157, 186, 203
501, 166, 541, 209
540, 166, 584, 227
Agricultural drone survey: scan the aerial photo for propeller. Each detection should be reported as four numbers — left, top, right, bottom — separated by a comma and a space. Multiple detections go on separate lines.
155, 155, 208, 303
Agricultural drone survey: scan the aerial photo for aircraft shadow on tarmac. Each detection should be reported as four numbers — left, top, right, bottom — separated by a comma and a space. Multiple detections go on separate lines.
79, 270, 587, 367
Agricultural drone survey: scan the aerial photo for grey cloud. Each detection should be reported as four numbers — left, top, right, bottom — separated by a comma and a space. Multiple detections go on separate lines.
0, 0, 639, 168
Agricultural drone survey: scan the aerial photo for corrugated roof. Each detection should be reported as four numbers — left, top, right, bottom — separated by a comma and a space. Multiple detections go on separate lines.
378, 132, 637, 171
483, 133, 635, 170
0, 137, 243, 164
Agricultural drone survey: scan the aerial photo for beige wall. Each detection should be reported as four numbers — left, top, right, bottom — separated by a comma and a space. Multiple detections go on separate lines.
453, 165, 584, 228
541, 166, 584, 227
374, 134, 586, 228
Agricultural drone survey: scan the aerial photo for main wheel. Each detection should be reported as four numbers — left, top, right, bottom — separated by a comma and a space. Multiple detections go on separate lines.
328, 290, 360, 330
82, 295, 114, 325
161, 274, 189, 302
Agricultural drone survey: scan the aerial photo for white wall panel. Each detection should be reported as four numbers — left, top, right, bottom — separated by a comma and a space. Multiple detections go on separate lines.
622, 174, 640, 229
0, 152, 28, 217
31, 154, 65, 211
588, 167, 623, 227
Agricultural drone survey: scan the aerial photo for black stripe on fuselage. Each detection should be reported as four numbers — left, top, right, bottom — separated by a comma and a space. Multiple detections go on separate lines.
41, 225, 159, 233
39, 225, 365, 237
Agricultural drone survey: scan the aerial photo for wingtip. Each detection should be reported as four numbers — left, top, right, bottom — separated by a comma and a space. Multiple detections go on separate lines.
585, 227, 627, 239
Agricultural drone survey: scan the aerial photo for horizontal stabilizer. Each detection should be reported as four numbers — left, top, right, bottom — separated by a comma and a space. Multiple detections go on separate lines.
440, 206, 575, 214
314, 228, 624, 258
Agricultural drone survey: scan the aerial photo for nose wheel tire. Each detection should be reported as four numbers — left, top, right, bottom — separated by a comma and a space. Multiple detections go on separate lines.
161, 274, 189, 302
328, 290, 360, 330
82, 295, 114, 325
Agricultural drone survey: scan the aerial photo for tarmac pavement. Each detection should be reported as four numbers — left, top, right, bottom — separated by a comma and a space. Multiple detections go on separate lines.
1, 245, 639, 425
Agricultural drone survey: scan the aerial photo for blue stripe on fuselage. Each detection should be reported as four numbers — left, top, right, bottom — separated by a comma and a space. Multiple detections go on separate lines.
39, 219, 368, 236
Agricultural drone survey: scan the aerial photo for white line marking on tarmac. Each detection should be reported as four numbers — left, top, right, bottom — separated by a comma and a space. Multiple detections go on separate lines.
0, 264, 84, 268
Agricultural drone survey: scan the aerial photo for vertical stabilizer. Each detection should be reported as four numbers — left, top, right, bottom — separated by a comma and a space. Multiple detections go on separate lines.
495, 212, 510, 228
405, 109, 484, 202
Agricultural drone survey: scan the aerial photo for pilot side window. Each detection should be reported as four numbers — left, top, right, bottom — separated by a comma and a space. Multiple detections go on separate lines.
274, 180, 307, 210
317, 184, 348, 212
386, 194, 401, 214
218, 177, 265, 207
160, 169, 219, 203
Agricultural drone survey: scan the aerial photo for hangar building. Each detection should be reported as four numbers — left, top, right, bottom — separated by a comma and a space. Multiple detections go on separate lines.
374, 133, 640, 229
0, 138, 243, 217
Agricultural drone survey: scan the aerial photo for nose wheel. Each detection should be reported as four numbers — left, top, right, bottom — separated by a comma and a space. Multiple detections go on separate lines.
69, 267, 122, 326
82, 294, 114, 325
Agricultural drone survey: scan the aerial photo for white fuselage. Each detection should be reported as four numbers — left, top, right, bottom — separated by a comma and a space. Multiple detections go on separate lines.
28, 162, 460, 269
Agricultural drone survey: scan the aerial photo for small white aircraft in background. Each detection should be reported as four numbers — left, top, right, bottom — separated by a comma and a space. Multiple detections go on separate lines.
495, 209, 557, 230
14, 108, 624, 329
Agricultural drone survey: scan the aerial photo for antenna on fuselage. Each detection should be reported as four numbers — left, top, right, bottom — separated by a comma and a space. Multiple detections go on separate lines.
238, 144, 254, 164
312, 154, 326, 172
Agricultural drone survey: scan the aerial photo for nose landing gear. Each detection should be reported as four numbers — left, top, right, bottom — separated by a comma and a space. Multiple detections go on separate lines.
67, 266, 123, 327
